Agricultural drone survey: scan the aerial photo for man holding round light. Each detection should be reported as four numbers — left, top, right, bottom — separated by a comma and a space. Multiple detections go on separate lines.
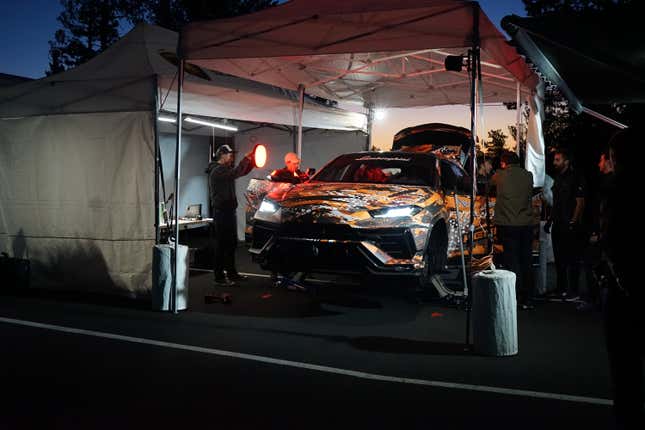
207, 144, 256, 287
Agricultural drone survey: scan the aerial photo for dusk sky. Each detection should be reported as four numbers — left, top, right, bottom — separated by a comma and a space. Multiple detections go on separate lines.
0, 0, 528, 79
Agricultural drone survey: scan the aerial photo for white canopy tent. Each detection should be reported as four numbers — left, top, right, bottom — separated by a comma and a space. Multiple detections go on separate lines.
176, 0, 542, 313
180, 0, 542, 176
181, 0, 537, 106
0, 24, 366, 130
0, 23, 366, 296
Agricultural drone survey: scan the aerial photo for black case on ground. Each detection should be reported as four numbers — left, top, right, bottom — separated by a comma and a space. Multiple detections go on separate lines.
0, 252, 30, 289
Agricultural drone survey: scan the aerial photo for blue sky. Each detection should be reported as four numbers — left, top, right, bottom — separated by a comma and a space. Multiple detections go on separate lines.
0, 0, 527, 79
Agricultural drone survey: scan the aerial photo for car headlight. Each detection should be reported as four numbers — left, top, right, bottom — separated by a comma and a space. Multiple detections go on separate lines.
258, 199, 278, 214
369, 205, 422, 218
255, 198, 282, 223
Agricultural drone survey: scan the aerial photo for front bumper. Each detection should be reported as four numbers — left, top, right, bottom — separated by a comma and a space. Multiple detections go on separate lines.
249, 221, 425, 276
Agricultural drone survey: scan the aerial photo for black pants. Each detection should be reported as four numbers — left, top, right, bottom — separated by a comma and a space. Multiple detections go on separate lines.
498, 225, 534, 305
582, 240, 602, 305
604, 289, 645, 429
551, 224, 584, 295
212, 209, 238, 279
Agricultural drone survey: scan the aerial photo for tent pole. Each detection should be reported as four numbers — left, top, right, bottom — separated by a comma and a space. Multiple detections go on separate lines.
153, 76, 161, 244
581, 107, 628, 129
296, 84, 304, 157
465, 3, 481, 348
172, 60, 185, 315
365, 103, 374, 151
516, 81, 521, 156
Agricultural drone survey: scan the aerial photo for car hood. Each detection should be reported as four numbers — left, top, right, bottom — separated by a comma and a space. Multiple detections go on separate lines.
265, 182, 442, 225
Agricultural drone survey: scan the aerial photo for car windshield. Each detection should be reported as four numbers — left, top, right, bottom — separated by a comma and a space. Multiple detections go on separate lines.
313, 153, 438, 186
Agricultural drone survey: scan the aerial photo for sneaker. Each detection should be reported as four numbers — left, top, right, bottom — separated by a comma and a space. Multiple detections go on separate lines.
563, 294, 580, 302
214, 278, 236, 287
228, 273, 248, 282
286, 283, 306, 292
576, 301, 594, 312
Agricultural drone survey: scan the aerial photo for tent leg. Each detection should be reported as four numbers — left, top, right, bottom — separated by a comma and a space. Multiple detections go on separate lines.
154, 76, 161, 245
515, 81, 521, 155
465, 4, 481, 349
296, 84, 304, 157
365, 103, 374, 151
172, 60, 185, 314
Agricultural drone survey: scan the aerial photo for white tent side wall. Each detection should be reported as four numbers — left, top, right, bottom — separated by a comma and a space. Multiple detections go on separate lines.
0, 111, 155, 295
526, 81, 546, 187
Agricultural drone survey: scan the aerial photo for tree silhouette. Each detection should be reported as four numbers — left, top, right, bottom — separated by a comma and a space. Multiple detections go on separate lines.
46, 0, 277, 75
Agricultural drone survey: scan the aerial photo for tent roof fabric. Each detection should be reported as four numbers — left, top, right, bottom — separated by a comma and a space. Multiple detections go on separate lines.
502, 8, 645, 111
0, 24, 365, 130
181, 0, 538, 108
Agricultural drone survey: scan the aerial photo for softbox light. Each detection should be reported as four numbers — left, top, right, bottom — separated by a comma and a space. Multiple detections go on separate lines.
253, 144, 267, 168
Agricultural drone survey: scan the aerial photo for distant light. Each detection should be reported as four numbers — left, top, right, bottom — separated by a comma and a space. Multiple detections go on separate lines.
375, 109, 387, 121
158, 116, 177, 123
185, 116, 238, 131
253, 144, 267, 168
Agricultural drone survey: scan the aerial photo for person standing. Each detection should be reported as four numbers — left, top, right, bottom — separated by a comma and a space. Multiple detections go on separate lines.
491, 151, 536, 310
603, 128, 643, 429
270, 152, 309, 183
207, 144, 256, 287
579, 150, 614, 311
544, 148, 586, 301
267, 152, 312, 288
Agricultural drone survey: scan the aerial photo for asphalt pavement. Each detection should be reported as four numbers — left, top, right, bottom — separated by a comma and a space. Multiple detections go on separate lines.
0, 245, 628, 429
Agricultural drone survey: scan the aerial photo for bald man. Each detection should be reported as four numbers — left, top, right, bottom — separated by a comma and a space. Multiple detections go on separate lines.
270, 152, 309, 184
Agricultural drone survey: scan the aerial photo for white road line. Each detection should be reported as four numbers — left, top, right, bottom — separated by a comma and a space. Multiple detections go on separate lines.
0, 316, 612, 407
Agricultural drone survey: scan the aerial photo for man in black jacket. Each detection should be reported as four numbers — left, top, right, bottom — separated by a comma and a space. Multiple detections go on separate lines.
207, 144, 255, 286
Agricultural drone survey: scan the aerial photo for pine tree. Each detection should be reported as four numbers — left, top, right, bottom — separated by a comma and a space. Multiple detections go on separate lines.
46, 0, 278, 75
484, 129, 507, 161
47, 0, 122, 75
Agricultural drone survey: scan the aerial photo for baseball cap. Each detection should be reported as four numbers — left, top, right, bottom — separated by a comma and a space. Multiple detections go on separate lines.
215, 144, 236, 158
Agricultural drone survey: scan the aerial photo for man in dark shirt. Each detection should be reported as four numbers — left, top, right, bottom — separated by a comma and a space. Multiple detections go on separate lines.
270, 152, 309, 184
545, 148, 586, 301
579, 150, 614, 311
207, 144, 255, 286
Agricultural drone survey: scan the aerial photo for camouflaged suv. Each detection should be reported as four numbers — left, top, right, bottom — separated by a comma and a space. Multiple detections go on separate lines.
244, 124, 497, 289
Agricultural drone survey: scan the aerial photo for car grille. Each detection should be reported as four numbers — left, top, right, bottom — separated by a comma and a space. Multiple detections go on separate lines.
253, 221, 415, 259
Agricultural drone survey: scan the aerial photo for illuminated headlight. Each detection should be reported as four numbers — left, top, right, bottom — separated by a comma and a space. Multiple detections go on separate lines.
370, 206, 422, 218
410, 227, 429, 251
258, 199, 278, 214
254, 199, 282, 223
